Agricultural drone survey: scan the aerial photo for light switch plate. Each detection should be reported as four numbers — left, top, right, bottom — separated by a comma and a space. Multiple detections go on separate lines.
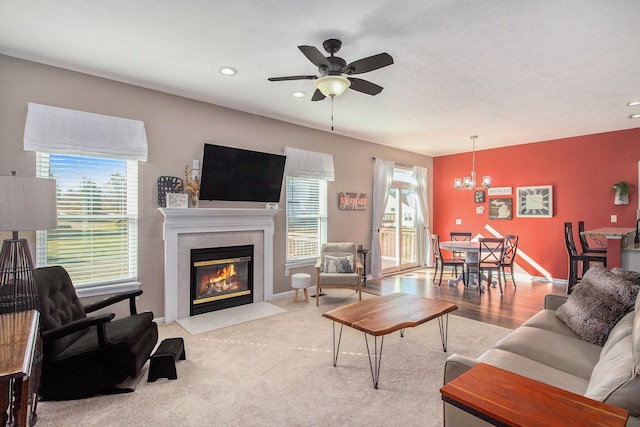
611, 214, 618, 223
456, 218, 462, 225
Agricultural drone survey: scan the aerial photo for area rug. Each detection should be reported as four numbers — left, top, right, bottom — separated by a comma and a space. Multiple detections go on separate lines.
176, 301, 287, 335
36, 290, 512, 427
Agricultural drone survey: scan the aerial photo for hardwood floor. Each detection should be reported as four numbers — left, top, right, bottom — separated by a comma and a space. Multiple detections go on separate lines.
363, 267, 567, 329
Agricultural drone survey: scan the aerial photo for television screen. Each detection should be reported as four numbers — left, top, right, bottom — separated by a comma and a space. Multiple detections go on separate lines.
199, 143, 286, 202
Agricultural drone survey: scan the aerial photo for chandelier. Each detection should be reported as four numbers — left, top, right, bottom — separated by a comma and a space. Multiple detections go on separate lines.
453, 135, 492, 190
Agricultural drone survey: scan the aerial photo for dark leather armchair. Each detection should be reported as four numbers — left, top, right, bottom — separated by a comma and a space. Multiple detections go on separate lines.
34, 266, 158, 400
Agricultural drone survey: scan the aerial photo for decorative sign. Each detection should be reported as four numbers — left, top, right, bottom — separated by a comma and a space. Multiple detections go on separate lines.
489, 198, 513, 220
487, 186, 512, 196
475, 206, 485, 215
338, 192, 368, 210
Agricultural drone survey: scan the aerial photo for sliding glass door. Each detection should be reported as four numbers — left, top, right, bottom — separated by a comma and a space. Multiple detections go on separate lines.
381, 168, 419, 275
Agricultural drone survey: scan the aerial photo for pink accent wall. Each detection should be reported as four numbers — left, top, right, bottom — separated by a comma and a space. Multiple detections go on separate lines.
433, 128, 640, 281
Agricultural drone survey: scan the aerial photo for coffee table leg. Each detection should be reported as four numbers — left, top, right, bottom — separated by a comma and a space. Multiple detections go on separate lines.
364, 334, 384, 389
331, 322, 344, 367
437, 314, 449, 352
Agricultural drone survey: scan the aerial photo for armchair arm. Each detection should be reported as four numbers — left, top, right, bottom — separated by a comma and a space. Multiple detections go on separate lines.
40, 313, 115, 342
443, 354, 480, 384
83, 289, 143, 315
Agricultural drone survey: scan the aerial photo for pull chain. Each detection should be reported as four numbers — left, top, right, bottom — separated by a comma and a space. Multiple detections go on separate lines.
330, 96, 335, 131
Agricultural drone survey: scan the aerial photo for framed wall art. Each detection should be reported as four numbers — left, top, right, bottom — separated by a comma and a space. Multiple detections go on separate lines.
474, 191, 485, 203
488, 198, 512, 220
516, 185, 553, 218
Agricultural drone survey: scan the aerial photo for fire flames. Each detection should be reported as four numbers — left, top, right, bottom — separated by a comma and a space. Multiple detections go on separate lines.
198, 264, 241, 295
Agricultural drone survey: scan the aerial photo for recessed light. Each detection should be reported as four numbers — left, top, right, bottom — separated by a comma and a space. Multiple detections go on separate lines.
628, 101, 640, 106
219, 66, 237, 76
630, 114, 640, 119
292, 91, 306, 98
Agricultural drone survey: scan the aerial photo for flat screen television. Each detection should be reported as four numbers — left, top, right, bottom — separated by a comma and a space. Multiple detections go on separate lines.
198, 143, 287, 202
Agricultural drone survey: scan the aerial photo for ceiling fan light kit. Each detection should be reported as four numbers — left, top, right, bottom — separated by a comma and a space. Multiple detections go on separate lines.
315, 75, 351, 97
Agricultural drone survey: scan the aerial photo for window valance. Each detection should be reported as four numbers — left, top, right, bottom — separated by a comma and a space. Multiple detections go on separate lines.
283, 146, 334, 181
23, 103, 148, 161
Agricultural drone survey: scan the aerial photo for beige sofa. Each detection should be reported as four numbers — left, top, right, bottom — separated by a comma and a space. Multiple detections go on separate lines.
443, 290, 640, 426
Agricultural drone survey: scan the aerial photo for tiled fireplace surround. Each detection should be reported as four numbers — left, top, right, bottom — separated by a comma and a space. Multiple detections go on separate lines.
159, 208, 278, 323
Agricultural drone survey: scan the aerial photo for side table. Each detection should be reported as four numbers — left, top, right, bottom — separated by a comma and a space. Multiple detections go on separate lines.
357, 248, 370, 286
440, 362, 628, 426
1, 310, 39, 427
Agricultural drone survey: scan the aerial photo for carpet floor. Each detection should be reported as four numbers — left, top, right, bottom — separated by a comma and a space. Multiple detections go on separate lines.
35, 290, 512, 426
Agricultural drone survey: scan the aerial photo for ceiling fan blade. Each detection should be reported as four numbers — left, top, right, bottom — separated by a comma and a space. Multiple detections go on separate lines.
268, 75, 318, 82
298, 45, 331, 69
311, 89, 326, 101
344, 53, 394, 75
347, 77, 383, 96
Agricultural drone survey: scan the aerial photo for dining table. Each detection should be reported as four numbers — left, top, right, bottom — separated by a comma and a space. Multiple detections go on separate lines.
438, 240, 499, 288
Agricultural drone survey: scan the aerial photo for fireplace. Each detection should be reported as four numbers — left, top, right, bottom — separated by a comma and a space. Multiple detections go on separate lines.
190, 245, 254, 315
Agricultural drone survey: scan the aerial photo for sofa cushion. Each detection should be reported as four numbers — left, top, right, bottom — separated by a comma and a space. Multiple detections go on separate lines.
494, 326, 601, 380
477, 348, 589, 395
556, 265, 638, 345
586, 334, 640, 417
522, 309, 580, 338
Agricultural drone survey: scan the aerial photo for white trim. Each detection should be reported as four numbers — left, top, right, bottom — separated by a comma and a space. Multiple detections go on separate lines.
76, 280, 141, 298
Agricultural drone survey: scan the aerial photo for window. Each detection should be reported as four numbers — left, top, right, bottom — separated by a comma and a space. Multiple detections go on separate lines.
36, 152, 139, 290
286, 177, 327, 263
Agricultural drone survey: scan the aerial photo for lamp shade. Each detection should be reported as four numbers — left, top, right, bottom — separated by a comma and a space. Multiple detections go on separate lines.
0, 175, 57, 231
314, 76, 351, 97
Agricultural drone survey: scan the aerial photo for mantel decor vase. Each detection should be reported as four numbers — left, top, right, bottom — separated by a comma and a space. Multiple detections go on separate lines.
189, 192, 199, 208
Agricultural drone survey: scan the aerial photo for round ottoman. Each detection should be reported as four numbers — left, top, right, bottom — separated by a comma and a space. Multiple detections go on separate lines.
291, 273, 311, 303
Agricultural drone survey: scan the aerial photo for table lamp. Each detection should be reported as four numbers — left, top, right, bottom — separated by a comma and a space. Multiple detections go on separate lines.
0, 173, 57, 313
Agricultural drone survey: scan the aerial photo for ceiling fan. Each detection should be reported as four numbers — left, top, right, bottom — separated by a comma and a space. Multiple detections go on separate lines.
268, 39, 394, 101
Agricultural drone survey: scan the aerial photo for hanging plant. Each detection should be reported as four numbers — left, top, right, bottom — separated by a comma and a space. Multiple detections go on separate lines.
612, 181, 631, 205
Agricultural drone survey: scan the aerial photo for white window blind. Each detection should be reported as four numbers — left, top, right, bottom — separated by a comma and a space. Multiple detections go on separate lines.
286, 177, 327, 261
36, 153, 139, 288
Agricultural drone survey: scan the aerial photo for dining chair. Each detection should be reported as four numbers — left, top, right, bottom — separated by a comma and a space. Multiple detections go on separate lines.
501, 235, 519, 288
449, 232, 472, 277
432, 234, 466, 286
564, 222, 607, 293
578, 221, 607, 254
466, 237, 505, 294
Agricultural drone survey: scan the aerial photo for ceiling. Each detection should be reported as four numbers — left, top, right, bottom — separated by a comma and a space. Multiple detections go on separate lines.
1, 1, 639, 157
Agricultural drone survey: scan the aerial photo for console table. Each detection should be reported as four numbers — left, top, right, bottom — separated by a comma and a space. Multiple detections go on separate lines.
440, 363, 628, 426
1, 310, 39, 427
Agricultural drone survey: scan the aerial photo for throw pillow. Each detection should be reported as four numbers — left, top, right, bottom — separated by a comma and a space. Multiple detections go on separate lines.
323, 255, 355, 273
556, 265, 638, 346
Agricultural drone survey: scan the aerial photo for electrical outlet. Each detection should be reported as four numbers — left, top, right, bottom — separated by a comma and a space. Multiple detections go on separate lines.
611, 215, 617, 223
456, 218, 462, 225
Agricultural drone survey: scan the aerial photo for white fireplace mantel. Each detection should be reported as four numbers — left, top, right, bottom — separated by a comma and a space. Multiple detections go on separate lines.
158, 207, 279, 323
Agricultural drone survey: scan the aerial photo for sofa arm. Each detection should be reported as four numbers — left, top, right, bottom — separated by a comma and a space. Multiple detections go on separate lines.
544, 293, 569, 310
443, 354, 480, 384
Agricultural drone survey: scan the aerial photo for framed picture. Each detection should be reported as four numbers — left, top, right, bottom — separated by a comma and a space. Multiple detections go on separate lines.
488, 198, 512, 220
474, 191, 485, 203
167, 192, 188, 208
516, 185, 553, 218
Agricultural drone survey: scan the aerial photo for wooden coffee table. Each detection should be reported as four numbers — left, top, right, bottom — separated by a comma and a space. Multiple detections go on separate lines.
322, 292, 458, 388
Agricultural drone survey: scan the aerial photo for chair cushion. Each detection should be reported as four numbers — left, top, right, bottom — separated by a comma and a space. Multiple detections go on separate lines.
556, 265, 639, 345
322, 254, 355, 273
318, 272, 360, 286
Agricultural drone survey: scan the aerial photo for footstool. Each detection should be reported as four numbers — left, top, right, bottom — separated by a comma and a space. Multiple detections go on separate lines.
291, 273, 311, 303
147, 337, 186, 382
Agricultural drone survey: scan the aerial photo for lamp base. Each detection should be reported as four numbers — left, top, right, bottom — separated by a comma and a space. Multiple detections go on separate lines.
0, 238, 39, 314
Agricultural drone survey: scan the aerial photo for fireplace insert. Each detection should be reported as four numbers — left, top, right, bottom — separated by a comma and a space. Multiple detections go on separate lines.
190, 244, 253, 316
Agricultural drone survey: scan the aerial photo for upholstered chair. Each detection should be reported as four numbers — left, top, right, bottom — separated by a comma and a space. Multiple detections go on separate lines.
34, 266, 158, 400
314, 242, 363, 306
